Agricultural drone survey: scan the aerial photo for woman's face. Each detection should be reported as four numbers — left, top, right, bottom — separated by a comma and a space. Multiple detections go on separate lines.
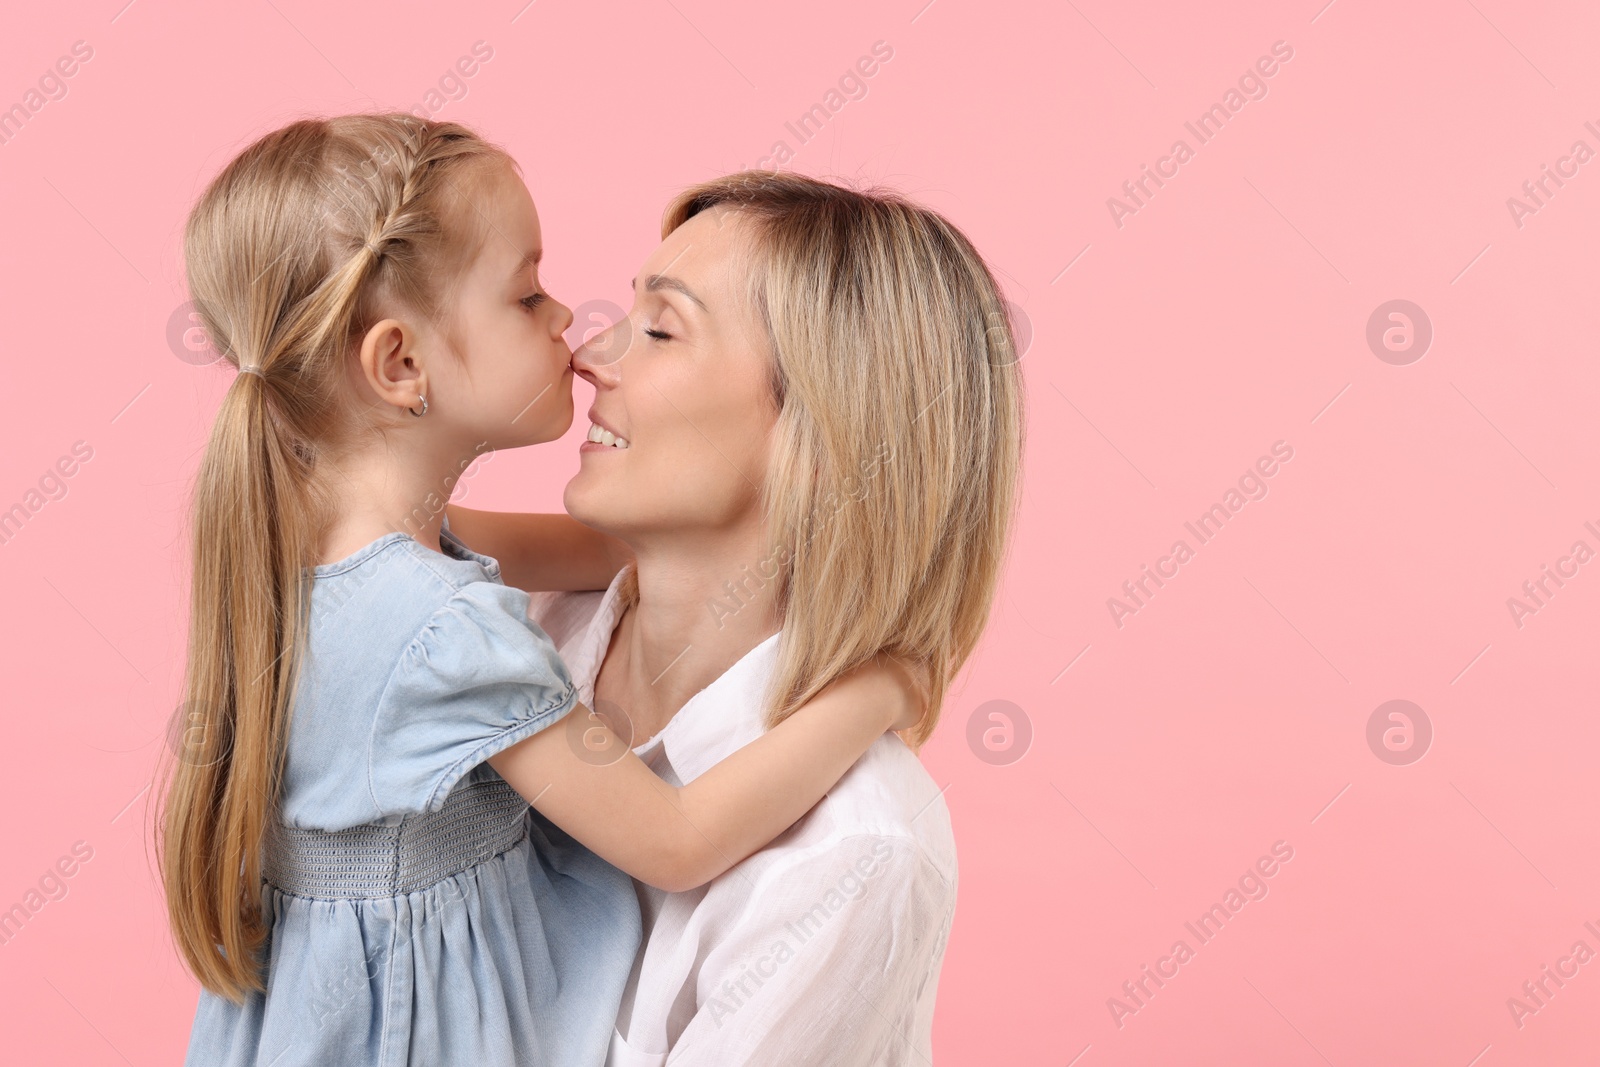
564, 208, 778, 541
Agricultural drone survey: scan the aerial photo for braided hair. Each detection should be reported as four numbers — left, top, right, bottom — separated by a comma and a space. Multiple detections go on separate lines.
159, 113, 514, 1002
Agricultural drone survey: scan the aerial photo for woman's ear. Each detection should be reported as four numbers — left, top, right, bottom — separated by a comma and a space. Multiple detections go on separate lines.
358, 318, 427, 414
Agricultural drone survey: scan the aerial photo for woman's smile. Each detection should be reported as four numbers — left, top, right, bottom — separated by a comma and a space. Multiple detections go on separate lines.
580, 409, 630, 451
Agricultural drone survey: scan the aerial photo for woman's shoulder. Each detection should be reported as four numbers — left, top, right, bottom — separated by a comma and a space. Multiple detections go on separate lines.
525, 588, 608, 652
800, 737, 957, 881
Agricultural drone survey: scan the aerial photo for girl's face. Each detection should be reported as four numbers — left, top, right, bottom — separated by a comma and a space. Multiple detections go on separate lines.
425, 163, 577, 450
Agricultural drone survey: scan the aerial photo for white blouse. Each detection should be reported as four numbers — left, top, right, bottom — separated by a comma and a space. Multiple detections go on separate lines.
529, 570, 957, 1066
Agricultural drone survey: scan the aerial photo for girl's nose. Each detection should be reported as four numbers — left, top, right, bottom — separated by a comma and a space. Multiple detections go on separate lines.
549, 297, 575, 337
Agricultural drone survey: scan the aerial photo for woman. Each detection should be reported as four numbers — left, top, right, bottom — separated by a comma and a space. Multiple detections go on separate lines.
450, 170, 1024, 1064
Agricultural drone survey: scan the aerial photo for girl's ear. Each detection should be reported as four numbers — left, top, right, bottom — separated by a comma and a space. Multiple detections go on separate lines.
358, 318, 427, 415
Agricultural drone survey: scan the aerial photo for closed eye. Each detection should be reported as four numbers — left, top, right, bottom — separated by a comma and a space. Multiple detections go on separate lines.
521, 293, 547, 311
643, 326, 671, 341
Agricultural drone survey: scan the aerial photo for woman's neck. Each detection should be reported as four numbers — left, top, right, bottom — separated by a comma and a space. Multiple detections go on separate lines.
598, 530, 783, 745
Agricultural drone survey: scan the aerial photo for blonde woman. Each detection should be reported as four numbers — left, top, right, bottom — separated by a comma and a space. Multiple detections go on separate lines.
449, 171, 1025, 1065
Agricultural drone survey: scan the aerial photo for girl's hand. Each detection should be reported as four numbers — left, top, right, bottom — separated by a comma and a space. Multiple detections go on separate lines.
825, 653, 927, 735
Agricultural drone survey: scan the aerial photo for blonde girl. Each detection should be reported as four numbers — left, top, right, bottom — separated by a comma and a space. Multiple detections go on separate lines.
158, 113, 919, 1067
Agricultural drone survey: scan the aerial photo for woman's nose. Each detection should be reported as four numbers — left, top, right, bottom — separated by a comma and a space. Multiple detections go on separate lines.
571, 312, 632, 378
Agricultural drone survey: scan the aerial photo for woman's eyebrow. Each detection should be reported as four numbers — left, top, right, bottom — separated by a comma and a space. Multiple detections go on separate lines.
632, 273, 707, 310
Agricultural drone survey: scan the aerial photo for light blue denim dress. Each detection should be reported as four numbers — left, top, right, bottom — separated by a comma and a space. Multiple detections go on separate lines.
183, 522, 641, 1067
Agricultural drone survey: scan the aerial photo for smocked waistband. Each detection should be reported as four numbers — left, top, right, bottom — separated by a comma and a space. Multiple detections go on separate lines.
262, 776, 530, 899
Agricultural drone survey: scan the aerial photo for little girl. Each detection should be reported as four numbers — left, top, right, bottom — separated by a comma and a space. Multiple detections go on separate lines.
159, 113, 921, 1067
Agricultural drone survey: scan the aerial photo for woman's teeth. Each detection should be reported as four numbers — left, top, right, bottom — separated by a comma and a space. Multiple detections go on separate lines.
586, 423, 630, 449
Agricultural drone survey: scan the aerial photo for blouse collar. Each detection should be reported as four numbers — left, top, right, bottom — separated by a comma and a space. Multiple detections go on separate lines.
576, 563, 783, 784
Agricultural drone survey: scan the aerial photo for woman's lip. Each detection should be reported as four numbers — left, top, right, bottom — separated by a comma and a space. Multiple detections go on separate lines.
586, 409, 627, 439
579, 440, 625, 453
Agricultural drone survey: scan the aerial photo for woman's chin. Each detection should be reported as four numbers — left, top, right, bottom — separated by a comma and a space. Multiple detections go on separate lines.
562, 472, 609, 528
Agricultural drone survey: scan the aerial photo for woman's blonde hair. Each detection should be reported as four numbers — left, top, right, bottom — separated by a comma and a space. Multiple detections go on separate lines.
661, 171, 1026, 748
156, 113, 512, 1002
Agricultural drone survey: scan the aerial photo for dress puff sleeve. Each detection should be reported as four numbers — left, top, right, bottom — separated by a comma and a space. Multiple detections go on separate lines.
366, 579, 579, 817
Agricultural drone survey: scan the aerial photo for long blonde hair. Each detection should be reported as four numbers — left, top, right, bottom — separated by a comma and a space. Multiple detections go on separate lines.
157, 113, 512, 1002
661, 172, 1026, 748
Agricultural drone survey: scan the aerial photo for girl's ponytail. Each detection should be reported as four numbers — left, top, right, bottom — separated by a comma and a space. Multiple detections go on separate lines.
163, 365, 317, 1000
157, 114, 513, 1001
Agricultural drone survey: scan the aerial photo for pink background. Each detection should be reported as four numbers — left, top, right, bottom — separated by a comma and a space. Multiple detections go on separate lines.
2, 0, 1598, 1062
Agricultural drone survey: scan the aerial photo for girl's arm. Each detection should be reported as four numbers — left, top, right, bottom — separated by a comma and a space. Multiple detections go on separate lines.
486, 657, 922, 893
445, 505, 631, 592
